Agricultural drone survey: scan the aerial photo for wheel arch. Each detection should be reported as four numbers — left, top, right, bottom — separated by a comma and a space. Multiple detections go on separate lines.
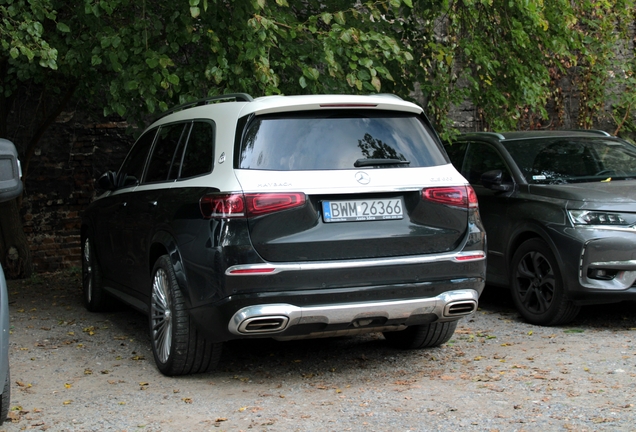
505, 222, 569, 289
149, 231, 190, 304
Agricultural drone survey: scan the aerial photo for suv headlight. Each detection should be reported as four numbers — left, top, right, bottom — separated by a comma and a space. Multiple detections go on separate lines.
568, 210, 636, 226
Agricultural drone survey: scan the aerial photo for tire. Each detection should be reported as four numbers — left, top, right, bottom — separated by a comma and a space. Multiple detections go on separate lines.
0, 369, 9, 425
510, 238, 580, 326
149, 255, 222, 376
82, 236, 113, 312
383, 321, 458, 349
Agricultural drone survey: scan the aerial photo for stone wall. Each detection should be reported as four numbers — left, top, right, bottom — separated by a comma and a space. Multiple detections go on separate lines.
20, 112, 133, 273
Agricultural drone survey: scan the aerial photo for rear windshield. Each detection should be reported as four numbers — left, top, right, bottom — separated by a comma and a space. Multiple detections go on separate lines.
237, 110, 447, 170
503, 137, 636, 184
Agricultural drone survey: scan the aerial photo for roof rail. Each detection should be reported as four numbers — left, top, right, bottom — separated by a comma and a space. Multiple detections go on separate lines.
156, 93, 254, 120
580, 129, 612, 137
470, 131, 506, 140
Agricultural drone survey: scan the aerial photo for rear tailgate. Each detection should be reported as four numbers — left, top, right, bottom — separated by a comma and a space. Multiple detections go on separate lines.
234, 167, 469, 262
234, 107, 470, 263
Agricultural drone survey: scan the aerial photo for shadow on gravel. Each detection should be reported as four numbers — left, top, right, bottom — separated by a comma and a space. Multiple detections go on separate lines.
477, 283, 636, 330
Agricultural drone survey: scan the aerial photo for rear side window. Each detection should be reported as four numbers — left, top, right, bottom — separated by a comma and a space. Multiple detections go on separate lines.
179, 121, 214, 179
144, 123, 189, 184
237, 110, 447, 170
118, 129, 157, 187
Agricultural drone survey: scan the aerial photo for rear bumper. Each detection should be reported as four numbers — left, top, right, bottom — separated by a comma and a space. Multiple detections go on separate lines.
229, 289, 479, 337
189, 277, 484, 342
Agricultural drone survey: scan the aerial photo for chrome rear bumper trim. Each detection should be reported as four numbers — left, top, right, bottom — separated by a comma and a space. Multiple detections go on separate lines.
225, 251, 486, 276
228, 289, 478, 335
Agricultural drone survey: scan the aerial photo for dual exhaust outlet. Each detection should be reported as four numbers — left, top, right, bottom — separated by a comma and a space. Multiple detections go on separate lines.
229, 289, 478, 336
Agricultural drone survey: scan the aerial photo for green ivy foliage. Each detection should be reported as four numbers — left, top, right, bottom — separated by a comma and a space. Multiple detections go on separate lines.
1, 0, 635, 140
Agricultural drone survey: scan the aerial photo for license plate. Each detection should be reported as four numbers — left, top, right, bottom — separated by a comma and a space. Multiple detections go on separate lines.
322, 198, 404, 223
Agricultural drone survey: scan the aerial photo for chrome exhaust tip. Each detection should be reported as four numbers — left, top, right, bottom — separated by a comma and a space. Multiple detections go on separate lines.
444, 300, 477, 316
238, 316, 289, 334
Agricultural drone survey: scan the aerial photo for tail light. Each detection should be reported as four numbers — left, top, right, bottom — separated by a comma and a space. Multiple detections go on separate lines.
200, 192, 306, 218
422, 186, 478, 209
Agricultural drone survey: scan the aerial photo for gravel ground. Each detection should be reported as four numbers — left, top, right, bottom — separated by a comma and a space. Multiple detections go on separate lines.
2, 271, 636, 431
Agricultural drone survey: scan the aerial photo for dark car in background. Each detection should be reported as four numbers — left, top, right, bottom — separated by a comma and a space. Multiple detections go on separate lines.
82, 93, 486, 376
445, 130, 636, 325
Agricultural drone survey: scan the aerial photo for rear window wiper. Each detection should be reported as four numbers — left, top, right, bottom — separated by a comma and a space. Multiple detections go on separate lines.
354, 158, 411, 167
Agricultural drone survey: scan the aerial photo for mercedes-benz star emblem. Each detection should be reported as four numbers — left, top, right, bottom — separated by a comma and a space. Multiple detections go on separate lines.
355, 171, 370, 185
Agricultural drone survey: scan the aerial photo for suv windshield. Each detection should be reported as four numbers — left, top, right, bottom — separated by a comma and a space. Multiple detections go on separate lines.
503, 137, 636, 184
238, 110, 446, 170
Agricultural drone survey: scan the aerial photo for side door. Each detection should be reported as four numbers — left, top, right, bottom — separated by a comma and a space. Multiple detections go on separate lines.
125, 122, 192, 294
448, 141, 515, 284
94, 130, 157, 286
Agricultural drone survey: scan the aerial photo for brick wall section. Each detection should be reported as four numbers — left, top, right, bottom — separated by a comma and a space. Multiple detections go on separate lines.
17, 94, 636, 274
20, 112, 133, 273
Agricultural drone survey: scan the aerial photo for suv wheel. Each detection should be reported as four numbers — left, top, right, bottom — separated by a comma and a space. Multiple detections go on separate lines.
82, 236, 113, 312
383, 321, 457, 349
149, 255, 222, 376
510, 238, 580, 326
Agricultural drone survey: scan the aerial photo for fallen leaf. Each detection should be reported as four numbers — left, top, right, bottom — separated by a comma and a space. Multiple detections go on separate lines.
182, 398, 193, 404
215, 418, 228, 422
63, 400, 72, 405
64, 383, 72, 389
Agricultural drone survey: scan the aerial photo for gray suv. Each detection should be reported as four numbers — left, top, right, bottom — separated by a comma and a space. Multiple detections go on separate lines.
82, 93, 486, 375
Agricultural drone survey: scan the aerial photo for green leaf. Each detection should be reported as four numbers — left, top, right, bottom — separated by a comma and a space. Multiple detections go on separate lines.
57, 22, 70, 33
299, 76, 307, 88
190, 7, 200, 18
371, 76, 381, 92
357, 69, 371, 81
146, 58, 159, 68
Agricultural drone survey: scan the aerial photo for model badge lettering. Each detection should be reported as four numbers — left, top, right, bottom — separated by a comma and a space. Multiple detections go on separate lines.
257, 182, 292, 188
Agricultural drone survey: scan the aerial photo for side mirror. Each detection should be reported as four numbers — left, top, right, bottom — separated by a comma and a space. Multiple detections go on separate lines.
481, 169, 513, 192
0, 139, 23, 203
96, 170, 118, 191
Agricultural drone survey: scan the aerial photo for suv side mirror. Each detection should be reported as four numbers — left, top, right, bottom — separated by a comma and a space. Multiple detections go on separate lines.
96, 170, 118, 191
481, 169, 513, 192
0, 139, 23, 203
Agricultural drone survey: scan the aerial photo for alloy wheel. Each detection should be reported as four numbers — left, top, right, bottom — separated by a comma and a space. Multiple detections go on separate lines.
514, 250, 555, 315
83, 238, 93, 304
150, 268, 173, 364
